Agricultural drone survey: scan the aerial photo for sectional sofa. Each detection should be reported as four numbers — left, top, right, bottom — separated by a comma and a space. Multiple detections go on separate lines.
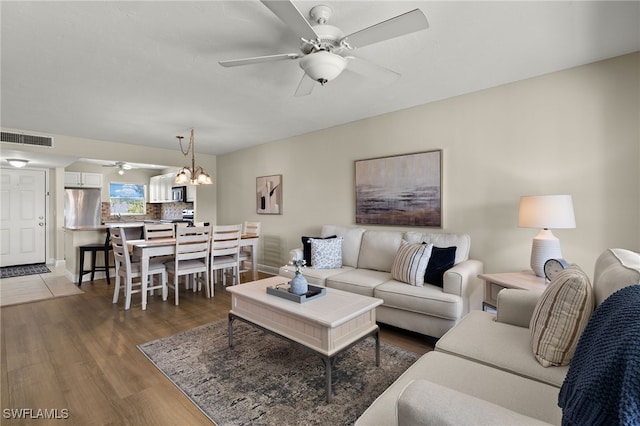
355, 248, 640, 425
279, 225, 484, 338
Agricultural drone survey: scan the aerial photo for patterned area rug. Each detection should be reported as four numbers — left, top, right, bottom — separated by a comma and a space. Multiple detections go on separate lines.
0, 263, 51, 279
138, 320, 419, 425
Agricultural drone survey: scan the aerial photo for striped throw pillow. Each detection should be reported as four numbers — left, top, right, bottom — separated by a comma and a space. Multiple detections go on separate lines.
391, 241, 434, 286
530, 266, 594, 367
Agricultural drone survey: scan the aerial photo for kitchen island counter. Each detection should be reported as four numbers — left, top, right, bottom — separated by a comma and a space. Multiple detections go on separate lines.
64, 222, 150, 231
64, 223, 145, 283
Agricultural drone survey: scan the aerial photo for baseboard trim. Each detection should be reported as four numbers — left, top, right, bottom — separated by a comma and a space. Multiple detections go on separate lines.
258, 264, 280, 276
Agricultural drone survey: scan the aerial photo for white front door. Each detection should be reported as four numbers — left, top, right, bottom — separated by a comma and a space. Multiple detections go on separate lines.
0, 168, 47, 266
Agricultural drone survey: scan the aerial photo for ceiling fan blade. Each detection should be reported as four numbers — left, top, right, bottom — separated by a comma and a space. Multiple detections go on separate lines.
342, 9, 428, 49
345, 56, 400, 85
261, 0, 319, 42
219, 53, 300, 67
294, 74, 316, 97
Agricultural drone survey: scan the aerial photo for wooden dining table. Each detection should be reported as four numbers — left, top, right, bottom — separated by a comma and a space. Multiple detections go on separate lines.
128, 235, 259, 301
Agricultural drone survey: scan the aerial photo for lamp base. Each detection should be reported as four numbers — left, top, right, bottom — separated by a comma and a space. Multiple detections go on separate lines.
530, 229, 563, 278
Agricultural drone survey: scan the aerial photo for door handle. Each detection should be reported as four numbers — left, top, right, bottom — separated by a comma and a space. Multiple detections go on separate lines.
39, 222, 44, 226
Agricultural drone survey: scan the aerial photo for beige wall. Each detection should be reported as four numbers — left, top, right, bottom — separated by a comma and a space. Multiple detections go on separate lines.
217, 53, 640, 276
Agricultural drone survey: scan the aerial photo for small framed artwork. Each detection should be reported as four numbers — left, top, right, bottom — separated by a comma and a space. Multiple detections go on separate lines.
355, 150, 442, 227
256, 174, 282, 215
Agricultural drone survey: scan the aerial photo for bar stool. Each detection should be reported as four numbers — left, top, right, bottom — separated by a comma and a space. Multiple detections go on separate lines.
77, 229, 113, 286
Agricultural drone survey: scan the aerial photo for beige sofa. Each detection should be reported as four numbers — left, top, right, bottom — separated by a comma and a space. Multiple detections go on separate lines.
355, 248, 640, 425
278, 225, 484, 338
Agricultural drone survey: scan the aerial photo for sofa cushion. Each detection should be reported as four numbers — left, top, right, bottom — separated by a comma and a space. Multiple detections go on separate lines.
325, 269, 391, 297
404, 232, 470, 264
530, 266, 594, 367
310, 236, 343, 269
355, 351, 562, 426
593, 248, 640, 307
436, 310, 568, 388
374, 280, 462, 321
301, 235, 336, 267
279, 264, 353, 287
424, 246, 457, 287
391, 241, 433, 286
357, 230, 403, 272
320, 225, 365, 268
397, 380, 551, 426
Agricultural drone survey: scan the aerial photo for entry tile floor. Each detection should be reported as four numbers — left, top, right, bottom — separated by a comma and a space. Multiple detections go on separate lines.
0, 264, 83, 307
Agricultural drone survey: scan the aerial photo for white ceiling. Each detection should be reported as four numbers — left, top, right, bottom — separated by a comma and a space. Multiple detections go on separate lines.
1, 1, 639, 162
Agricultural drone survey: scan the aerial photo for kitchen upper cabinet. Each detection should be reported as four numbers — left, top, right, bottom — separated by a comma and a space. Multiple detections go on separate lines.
186, 185, 196, 202
149, 173, 175, 203
64, 172, 103, 188
149, 172, 197, 203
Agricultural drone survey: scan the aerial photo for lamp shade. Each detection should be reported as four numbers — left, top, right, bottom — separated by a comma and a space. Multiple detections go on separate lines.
518, 195, 576, 229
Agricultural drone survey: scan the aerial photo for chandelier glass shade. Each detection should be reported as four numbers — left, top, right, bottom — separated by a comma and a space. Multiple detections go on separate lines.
174, 129, 213, 186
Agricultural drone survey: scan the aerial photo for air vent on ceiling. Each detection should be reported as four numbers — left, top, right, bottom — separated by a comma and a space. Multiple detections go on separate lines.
1, 131, 54, 148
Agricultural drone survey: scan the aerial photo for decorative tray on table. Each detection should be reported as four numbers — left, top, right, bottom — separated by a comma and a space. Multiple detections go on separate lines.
266, 284, 326, 303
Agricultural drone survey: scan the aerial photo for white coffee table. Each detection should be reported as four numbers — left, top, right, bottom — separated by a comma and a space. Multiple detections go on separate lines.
226, 276, 383, 402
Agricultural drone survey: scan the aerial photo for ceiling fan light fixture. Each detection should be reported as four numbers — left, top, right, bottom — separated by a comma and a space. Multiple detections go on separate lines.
299, 51, 346, 85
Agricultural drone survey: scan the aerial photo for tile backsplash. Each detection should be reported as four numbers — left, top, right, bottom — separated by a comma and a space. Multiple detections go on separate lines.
101, 202, 192, 222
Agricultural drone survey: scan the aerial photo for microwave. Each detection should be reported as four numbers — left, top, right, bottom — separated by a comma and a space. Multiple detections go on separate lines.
171, 186, 187, 202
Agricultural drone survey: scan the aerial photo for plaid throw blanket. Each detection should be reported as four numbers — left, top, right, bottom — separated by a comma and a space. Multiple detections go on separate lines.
558, 284, 640, 426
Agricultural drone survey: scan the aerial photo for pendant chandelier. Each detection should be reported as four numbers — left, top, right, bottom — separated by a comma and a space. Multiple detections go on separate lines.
174, 128, 213, 186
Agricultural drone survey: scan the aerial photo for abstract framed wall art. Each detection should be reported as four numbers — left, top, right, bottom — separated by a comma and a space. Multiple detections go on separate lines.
256, 174, 282, 214
355, 150, 442, 227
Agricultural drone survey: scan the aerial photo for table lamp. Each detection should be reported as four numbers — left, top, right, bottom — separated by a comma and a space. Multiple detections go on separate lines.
518, 195, 576, 277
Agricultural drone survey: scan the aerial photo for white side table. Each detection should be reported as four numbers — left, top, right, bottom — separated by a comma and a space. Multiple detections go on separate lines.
478, 271, 547, 311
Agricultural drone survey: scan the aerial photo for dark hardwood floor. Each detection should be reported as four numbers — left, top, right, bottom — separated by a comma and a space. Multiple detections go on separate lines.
1, 272, 434, 425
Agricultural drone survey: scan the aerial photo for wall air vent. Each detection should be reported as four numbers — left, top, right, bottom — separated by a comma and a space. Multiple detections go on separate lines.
1, 132, 54, 148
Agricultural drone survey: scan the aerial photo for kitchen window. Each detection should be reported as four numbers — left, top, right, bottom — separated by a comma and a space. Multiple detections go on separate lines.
109, 182, 146, 215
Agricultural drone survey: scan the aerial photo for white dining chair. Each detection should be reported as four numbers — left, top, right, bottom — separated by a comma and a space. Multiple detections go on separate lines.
143, 222, 176, 265
210, 224, 242, 295
238, 221, 260, 276
111, 226, 168, 310
166, 225, 211, 305
144, 222, 175, 240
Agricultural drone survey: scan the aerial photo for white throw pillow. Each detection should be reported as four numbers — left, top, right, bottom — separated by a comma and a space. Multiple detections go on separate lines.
391, 241, 433, 286
310, 237, 343, 269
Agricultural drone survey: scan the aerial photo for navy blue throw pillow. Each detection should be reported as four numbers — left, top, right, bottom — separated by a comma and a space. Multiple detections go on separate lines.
424, 246, 457, 287
301, 235, 337, 267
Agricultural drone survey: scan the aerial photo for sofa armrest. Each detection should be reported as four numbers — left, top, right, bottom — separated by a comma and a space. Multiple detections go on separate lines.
443, 259, 484, 312
396, 380, 550, 426
495, 288, 543, 328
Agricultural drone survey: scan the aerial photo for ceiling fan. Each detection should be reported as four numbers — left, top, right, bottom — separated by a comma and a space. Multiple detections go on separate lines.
219, 1, 429, 96
103, 161, 132, 175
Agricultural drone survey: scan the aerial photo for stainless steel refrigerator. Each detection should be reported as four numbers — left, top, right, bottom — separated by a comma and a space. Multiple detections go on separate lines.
64, 188, 102, 227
